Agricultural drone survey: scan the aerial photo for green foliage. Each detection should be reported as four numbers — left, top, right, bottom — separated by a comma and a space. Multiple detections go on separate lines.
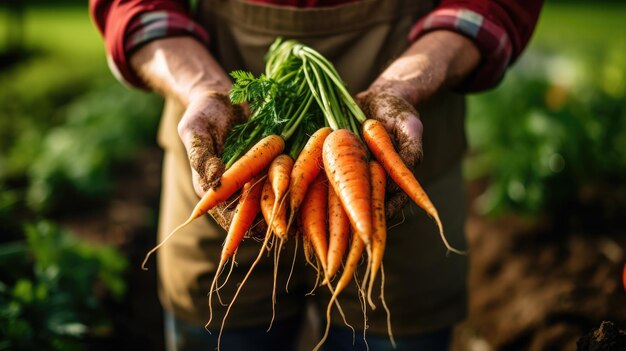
0, 6, 145, 350
23, 85, 162, 212
1, 82, 161, 213
0, 221, 127, 351
0, 4, 162, 214
466, 46, 626, 216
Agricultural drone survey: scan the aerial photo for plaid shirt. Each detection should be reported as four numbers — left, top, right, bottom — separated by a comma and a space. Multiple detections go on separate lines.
90, 0, 542, 91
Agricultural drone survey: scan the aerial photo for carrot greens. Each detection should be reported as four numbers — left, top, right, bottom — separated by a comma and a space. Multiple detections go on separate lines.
221, 38, 367, 168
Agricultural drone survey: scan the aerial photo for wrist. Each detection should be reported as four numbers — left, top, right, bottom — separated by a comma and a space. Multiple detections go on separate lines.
130, 37, 232, 106
371, 30, 480, 105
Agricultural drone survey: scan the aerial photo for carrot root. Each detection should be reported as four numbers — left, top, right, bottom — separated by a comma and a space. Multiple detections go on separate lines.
362, 119, 466, 255
380, 264, 396, 348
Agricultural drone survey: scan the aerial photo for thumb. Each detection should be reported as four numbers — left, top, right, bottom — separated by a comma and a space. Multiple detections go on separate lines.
360, 91, 424, 168
188, 134, 225, 191
385, 191, 409, 221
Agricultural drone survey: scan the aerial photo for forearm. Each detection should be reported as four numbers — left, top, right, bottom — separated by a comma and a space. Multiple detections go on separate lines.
129, 36, 232, 106
371, 30, 480, 106
129, 36, 243, 193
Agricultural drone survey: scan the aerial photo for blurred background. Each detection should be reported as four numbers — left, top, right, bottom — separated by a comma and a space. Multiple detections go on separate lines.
0, 1, 624, 350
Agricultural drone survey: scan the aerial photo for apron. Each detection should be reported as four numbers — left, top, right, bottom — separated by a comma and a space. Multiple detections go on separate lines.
156, 0, 468, 337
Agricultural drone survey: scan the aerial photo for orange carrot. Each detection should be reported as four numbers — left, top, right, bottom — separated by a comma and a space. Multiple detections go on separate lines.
142, 134, 285, 270
269, 154, 293, 203
221, 176, 265, 261
289, 127, 332, 218
259, 177, 288, 331
314, 232, 365, 351
260, 180, 278, 235
322, 129, 372, 247
268, 154, 293, 240
260, 179, 288, 239
207, 175, 264, 327
301, 173, 329, 276
366, 161, 386, 309
326, 185, 349, 281
362, 119, 465, 255
287, 127, 332, 288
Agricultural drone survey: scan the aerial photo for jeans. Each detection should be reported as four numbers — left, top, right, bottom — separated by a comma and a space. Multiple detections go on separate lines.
164, 310, 452, 351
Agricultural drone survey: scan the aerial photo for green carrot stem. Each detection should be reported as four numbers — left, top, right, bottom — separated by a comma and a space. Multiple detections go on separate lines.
282, 93, 314, 140
225, 127, 262, 169
303, 59, 338, 130
300, 49, 367, 123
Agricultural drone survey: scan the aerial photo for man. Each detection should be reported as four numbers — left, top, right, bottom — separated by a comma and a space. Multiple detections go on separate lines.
91, 1, 542, 350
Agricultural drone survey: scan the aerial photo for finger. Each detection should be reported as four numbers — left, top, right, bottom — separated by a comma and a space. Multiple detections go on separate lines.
208, 205, 233, 232
192, 170, 207, 198
188, 134, 226, 191
246, 213, 268, 241
371, 94, 422, 169
207, 192, 241, 232
386, 176, 401, 195
360, 92, 423, 168
179, 93, 245, 188
392, 110, 423, 169
385, 191, 410, 222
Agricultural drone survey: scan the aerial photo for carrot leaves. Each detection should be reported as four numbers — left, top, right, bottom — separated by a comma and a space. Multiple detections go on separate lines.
222, 38, 366, 168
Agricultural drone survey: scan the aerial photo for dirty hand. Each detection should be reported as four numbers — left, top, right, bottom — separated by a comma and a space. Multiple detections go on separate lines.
357, 31, 481, 219
178, 91, 250, 230
357, 83, 423, 220
130, 37, 250, 231
177, 92, 244, 196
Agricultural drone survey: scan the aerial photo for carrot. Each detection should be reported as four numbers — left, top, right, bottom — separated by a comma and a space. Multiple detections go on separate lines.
362, 119, 465, 255
206, 175, 265, 327
314, 232, 365, 351
260, 180, 288, 240
217, 154, 296, 346
301, 172, 329, 276
326, 185, 349, 281
301, 225, 316, 273
259, 178, 287, 331
379, 264, 396, 348
288, 127, 332, 223
141, 134, 285, 270
268, 154, 293, 240
322, 129, 372, 247
366, 161, 386, 309
269, 155, 293, 203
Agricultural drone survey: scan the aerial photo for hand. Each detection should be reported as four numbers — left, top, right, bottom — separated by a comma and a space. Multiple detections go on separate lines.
130, 37, 250, 232
356, 85, 423, 220
178, 92, 245, 195
178, 91, 250, 231
357, 30, 481, 220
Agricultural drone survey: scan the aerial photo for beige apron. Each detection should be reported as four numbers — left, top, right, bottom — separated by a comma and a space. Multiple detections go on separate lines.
156, 0, 468, 336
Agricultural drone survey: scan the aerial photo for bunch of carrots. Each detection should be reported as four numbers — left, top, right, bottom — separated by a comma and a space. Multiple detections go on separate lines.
142, 39, 464, 350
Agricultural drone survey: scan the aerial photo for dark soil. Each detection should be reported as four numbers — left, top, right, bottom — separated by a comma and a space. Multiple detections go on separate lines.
577, 321, 626, 351
452, 181, 626, 351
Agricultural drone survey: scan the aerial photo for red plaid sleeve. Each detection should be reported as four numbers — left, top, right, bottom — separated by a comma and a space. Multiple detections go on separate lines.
90, 0, 208, 88
409, 0, 543, 92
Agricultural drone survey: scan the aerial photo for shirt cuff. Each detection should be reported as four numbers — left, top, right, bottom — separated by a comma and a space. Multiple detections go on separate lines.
409, 7, 512, 92
110, 10, 209, 88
